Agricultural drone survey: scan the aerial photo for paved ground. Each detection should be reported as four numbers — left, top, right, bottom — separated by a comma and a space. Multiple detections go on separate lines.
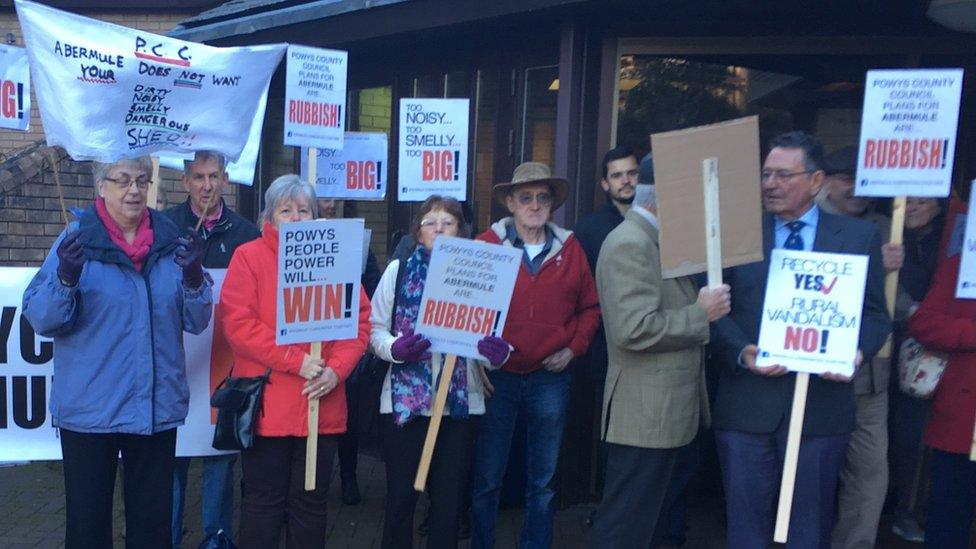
0, 455, 923, 548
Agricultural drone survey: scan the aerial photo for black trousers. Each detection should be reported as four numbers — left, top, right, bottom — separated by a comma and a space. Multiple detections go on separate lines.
590, 442, 679, 549
382, 414, 476, 549
239, 435, 337, 549
60, 427, 177, 549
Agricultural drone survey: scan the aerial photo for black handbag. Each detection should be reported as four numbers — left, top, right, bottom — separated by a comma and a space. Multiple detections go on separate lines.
210, 367, 271, 451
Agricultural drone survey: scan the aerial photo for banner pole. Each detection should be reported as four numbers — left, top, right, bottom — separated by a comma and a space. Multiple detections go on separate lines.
42, 148, 70, 231
877, 196, 906, 358
414, 354, 458, 492
147, 156, 160, 210
773, 371, 811, 543
303, 147, 321, 492
703, 158, 723, 288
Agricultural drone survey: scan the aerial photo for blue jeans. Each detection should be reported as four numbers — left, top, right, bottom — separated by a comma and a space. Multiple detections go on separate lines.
172, 454, 237, 548
472, 368, 570, 549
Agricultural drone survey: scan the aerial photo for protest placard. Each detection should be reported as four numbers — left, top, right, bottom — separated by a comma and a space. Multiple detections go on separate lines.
300, 132, 388, 200
955, 181, 976, 299
16, 0, 285, 162
398, 98, 469, 201
0, 268, 231, 460
855, 68, 963, 198
414, 236, 521, 360
651, 116, 763, 278
284, 45, 347, 150
0, 45, 29, 131
276, 219, 364, 345
756, 249, 869, 377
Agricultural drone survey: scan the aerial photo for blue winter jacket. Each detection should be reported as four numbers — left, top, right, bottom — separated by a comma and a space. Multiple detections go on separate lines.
22, 206, 213, 435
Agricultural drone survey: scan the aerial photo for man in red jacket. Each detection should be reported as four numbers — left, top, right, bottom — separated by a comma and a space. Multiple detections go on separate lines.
471, 162, 601, 548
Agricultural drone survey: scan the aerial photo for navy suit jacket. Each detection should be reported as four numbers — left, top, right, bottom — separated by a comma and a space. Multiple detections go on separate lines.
710, 210, 891, 436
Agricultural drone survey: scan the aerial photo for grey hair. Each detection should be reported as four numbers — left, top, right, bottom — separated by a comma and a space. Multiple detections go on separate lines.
260, 174, 318, 227
92, 156, 153, 189
183, 150, 226, 173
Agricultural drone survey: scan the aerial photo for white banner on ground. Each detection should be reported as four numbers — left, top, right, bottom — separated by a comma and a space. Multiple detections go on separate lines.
16, 0, 285, 162
300, 132, 388, 200
414, 236, 521, 359
398, 98, 469, 201
284, 45, 347, 150
955, 181, 976, 299
756, 249, 868, 377
0, 268, 233, 460
0, 45, 30, 131
855, 68, 963, 198
276, 219, 364, 345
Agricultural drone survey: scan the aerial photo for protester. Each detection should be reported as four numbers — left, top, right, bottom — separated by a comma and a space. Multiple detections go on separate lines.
23, 156, 213, 549
889, 196, 945, 543
317, 197, 381, 506
471, 162, 601, 548
709, 132, 890, 548
562, 146, 638, 505
165, 151, 261, 548
219, 175, 370, 549
908, 252, 976, 549
817, 146, 897, 549
589, 184, 730, 547
370, 195, 507, 548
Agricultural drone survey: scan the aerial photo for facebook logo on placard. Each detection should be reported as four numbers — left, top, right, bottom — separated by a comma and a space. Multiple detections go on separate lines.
760, 351, 770, 358
964, 281, 971, 288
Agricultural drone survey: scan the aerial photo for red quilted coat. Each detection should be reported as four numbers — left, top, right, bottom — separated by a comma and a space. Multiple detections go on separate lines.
909, 254, 976, 455
220, 223, 370, 437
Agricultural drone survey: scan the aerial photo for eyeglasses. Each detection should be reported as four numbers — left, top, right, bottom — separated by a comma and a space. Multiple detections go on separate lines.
103, 174, 152, 190
515, 192, 553, 206
760, 169, 815, 183
420, 218, 458, 230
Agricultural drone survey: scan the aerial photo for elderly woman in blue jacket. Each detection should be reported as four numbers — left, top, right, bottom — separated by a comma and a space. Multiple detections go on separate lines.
22, 155, 212, 549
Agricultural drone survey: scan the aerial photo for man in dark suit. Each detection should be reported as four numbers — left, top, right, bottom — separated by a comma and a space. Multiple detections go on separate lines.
710, 131, 891, 548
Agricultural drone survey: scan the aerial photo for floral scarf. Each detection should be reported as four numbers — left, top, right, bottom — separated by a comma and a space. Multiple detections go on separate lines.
391, 244, 469, 426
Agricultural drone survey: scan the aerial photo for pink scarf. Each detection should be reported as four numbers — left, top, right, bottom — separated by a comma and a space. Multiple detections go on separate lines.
95, 197, 154, 272
191, 199, 223, 231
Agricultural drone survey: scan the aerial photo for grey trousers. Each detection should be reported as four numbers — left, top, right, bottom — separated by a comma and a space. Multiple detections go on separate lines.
831, 391, 889, 549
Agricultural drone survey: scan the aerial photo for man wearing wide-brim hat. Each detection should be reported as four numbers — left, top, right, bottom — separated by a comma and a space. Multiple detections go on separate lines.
471, 161, 601, 548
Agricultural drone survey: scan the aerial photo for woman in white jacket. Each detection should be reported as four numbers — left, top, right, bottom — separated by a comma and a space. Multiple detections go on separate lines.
371, 195, 509, 549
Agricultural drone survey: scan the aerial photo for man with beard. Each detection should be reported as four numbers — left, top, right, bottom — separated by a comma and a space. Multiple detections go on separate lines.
558, 146, 640, 506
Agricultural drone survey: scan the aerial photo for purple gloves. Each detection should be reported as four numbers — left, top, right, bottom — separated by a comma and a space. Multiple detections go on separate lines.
391, 329, 432, 363
478, 336, 510, 367
56, 231, 85, 286
175, 232, 206, 289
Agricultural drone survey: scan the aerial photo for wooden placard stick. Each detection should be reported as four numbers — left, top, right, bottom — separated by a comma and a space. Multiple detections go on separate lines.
305, 341, 322, 491
414, 354, 459, 492
702, 158, 722, 288
146, 156, 161, 210
42, 148, 70, 231
773, 372, 811, 543
304, 146, 321, 492
877, 196, 906, 359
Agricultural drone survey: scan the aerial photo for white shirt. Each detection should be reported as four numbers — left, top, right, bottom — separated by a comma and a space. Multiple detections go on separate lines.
632, 205, 660, 229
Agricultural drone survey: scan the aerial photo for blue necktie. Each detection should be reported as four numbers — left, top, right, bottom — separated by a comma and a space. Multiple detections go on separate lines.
784, 221, 805, 250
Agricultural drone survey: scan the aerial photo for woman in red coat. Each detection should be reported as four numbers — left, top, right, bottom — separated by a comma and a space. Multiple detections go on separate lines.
908, 254, 976, 548
220, 174, 370, 548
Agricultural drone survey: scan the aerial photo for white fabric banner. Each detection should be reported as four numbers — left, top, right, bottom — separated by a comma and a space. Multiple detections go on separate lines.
756, 250, 868, 377
16, 0, 285, 162
300, 132, 388, 200
0, 45, 30, 131
398, 98, 469, 201
855, 68, 963, 198
414, 236, 521, 359
276, 219, 364, 345
284, 45, 347, 150
0, 268, 233, 460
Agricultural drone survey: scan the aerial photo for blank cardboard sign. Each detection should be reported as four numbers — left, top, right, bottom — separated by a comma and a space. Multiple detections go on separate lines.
651, 115, 764, 278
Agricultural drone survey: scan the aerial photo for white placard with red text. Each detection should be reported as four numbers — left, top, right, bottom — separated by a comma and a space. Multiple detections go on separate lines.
398, 98, 469, 201
284, 45, 347, 150
0, 268, 232, 460
300, 132, 388, 200
756, 249, 868, 377
956, 181, 976, 299
855, 68, 963, 197
414, 236, 520, 359
0, 45, 30, 131
276, 219, 363, 345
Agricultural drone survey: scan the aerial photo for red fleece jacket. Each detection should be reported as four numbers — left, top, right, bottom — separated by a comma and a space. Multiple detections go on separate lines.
477, 220, 601, 374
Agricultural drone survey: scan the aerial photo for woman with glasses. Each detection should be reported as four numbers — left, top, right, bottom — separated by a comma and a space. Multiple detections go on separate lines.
23, 156, 212, 548
371, 195, 509, 548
